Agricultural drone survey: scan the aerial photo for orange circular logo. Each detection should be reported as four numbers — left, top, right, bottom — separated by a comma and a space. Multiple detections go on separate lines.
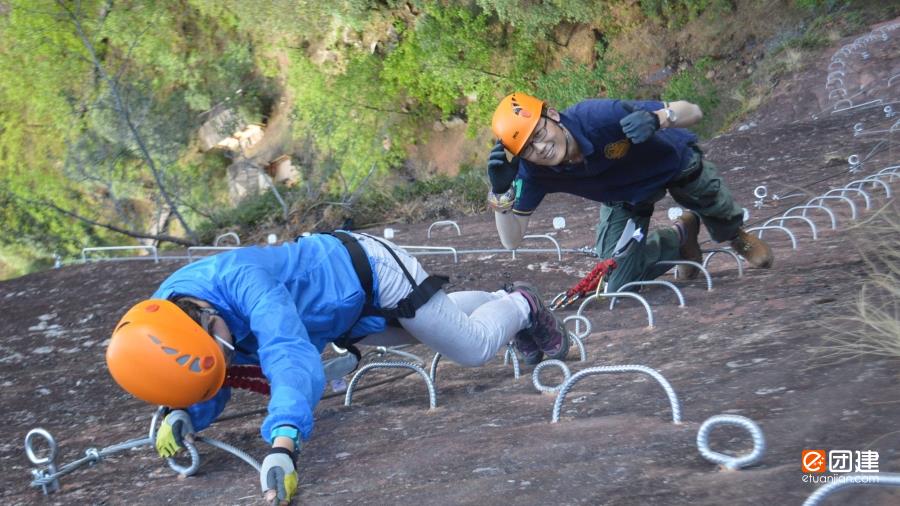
604, 139, 630, 160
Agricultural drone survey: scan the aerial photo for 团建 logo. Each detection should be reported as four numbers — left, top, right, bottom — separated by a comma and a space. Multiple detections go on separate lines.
802, 450, 827, 473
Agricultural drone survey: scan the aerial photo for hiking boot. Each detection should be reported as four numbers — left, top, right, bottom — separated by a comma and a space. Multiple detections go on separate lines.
730, 229, 774, 268
513, 327, 543, 366
512, 282, 569, 362
676, 211, 702, 279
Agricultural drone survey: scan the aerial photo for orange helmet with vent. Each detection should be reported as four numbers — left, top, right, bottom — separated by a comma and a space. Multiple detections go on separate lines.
106, 299, 226, 407
491, 92, 545, 155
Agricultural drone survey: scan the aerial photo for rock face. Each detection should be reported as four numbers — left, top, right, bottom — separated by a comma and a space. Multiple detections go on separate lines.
2, 20, 900, 506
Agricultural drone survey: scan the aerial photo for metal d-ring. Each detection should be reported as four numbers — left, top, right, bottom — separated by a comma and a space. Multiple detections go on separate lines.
763, 216, 818, 240
696, 415, 766, 470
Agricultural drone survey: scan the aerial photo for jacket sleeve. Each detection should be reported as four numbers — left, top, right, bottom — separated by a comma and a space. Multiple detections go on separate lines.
187, 387, 232, 431
223, 266, 325, 443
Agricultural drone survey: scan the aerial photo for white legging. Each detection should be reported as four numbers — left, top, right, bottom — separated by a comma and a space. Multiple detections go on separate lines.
351, 233, 530, 367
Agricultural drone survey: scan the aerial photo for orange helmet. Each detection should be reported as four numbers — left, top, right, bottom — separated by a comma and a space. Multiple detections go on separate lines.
491, 92, 545, 155
106, 299, 226, 408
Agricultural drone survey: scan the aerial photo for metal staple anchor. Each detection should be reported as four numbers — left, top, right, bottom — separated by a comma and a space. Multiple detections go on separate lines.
512, 234, 562, 261
375, 346, 424, 364
429, 352, 441, 383
577, 292, 654, 327
696, 415, 766, 470
426, 220, 461, 238
745, 226, 798, 249
502, 343, 521, 380
610, 280, 685, 308
568, 331, 587, 362
846, 177, 891, 198
532, 360, 572, 393
702, 249, 744, 277
656, 260, 713, 290
551, 365, 681, 423
762, 216, 818, 240
806, 195, 857, 220
563, 315, 592, 341
824, 187, 871, 210
345, 361, 437, 409
802, 473, 900, 506
786, 205, 837, 230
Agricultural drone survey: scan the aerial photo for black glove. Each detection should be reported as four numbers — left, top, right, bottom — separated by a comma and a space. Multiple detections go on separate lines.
486, 141, 518, 194
619, 102, 660, 144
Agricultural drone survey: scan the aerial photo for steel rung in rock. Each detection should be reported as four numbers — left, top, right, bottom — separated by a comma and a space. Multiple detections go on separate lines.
344, 361, 437, 409
745, 225, 798, 250
656, 260, 713, 290
513, 234, 562, 261
763, 216, 818, 240
551, 365, 681, 424
375, 346, 425, 364
824, 187, 871, 209
563, 315, 592, 340
503, 343, 521, 380
696, 415, 766, 470
532, 360, 572, 393
569, 332, 587, 361
610, 280, 685, 308
430, 353, 441, 383
427, 220, 461, 238
577, 293, 654, 328
701, 249, 744, 277
787, 205, 837, 230
847, 176, 891, 198
802, 473, 900, 506
807, 195, 857, 220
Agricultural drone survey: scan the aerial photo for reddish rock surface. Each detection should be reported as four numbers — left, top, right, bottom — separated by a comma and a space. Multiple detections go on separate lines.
2, 19, 899, 506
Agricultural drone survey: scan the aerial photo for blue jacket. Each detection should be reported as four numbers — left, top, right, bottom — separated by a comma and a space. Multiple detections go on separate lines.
153, 234, 384, 442
512, 99, 698, 213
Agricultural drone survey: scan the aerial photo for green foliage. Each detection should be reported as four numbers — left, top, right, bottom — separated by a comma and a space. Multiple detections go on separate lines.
535, 45, 639, 109
475, 0, 600, 34
639, 0, 732, 27
662, 57, 719, 135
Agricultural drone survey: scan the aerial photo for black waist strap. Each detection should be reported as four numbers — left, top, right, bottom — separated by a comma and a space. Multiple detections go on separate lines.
328, 231, 448, 348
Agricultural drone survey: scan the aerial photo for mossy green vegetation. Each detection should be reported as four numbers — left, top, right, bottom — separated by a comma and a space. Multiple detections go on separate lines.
2, 0, 898, 277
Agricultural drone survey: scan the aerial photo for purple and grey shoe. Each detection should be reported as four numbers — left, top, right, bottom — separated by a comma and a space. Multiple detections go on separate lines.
512, 282, 569, 362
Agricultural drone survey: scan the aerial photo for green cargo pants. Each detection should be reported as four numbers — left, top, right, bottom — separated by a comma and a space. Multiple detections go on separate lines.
594, 146, 743, 292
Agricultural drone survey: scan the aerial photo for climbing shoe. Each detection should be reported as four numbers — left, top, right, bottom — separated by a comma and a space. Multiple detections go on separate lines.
512, 327, 543, 366
730, 229, 774, 268
676, 211, 702, 279
512, 282, 569, 362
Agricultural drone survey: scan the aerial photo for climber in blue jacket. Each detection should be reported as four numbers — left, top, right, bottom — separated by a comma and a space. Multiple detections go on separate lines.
106, 231, 568, 504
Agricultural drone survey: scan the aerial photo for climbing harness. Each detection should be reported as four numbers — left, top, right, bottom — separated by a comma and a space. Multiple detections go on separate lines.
328, 231, 449, 352
549, 258, 618, 310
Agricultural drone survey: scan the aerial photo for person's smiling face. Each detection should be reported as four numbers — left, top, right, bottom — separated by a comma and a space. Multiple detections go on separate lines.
518, 109, 568, 166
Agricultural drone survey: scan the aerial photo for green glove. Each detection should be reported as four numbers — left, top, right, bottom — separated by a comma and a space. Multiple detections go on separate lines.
155, 410, 193, 458
260, 448, 298, 505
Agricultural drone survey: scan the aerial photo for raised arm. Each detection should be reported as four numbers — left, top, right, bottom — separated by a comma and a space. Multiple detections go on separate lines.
495, 210, 530, 250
